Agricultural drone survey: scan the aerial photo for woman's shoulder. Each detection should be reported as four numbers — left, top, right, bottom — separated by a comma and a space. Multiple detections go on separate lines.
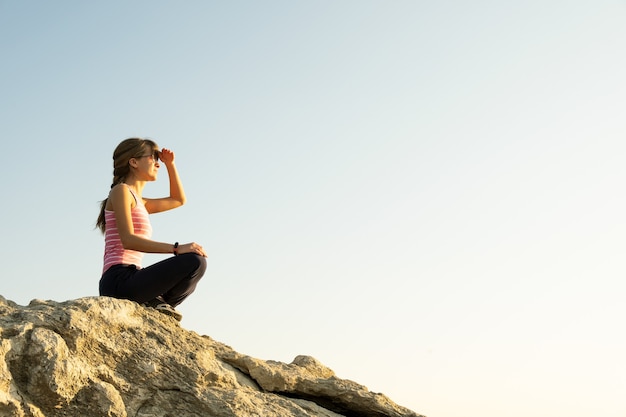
108, 183, 138, 206
109, 183, 130, 196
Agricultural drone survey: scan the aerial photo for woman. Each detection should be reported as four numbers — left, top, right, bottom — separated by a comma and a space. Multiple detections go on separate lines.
97, 138, 207, 321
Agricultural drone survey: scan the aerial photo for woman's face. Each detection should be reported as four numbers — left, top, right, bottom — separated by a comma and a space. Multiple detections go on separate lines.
132, 148, 161, 181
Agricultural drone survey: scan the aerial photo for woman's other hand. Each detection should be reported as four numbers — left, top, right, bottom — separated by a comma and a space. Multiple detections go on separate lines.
179, 242, 207, 257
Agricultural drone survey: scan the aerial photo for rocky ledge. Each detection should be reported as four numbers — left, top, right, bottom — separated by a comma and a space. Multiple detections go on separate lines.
0, 295, 423, 417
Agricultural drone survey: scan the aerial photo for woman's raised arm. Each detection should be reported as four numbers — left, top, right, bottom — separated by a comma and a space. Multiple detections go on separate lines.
145, 147, 187, 214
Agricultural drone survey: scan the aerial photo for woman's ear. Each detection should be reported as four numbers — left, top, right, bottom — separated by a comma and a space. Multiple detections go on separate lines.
129, 158, 138, 168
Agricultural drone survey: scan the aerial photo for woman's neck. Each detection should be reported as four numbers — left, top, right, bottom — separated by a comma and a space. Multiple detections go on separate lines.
123, 179, 146, 197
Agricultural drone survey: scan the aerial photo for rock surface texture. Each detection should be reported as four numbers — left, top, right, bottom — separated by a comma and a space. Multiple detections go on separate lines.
0, 295, 423, 417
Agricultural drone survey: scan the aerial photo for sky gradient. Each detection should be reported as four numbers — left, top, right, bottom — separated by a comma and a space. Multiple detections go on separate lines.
1, 1, 626, 416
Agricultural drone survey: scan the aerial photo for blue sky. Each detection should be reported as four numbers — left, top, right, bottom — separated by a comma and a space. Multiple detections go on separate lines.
2, 1, 626, 416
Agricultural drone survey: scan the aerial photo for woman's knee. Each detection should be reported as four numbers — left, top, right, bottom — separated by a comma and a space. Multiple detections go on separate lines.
194, 254, 207, 276
180, 253, 207, 277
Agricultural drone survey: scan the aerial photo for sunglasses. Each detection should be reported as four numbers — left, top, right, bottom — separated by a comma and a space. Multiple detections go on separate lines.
137, 150, 160, 162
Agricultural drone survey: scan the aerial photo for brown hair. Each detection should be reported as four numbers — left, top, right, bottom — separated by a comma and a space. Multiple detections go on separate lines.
96, 138, 159, 233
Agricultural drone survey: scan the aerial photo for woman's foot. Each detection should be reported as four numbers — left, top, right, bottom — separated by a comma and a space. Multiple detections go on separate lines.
142, 297, 183, 321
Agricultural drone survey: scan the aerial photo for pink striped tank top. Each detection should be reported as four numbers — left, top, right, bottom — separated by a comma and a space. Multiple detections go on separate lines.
102, 186, 153, 273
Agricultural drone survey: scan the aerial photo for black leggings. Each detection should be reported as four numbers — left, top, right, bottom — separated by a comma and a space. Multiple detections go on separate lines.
99, 253, 207, 307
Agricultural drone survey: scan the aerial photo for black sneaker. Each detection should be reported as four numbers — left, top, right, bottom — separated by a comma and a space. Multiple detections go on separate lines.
142, 296, 166, 308
153, 303, 183, 321
142, 297, 183, 321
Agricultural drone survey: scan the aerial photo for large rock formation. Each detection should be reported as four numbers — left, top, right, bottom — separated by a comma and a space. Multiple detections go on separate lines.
0, 295, 423, 417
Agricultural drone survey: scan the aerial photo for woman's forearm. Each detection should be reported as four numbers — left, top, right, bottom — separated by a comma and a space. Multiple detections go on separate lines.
121, 234, 176, 254
165, 161, 187, 205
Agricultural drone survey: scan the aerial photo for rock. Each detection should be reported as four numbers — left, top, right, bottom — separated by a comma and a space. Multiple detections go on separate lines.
0, 295, 424, 417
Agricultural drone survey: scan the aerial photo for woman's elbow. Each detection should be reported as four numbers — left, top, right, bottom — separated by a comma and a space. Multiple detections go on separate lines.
120, 235, 135, 250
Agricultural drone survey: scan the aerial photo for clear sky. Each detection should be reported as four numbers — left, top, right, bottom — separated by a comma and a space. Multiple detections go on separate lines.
1, 1, 625, 416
